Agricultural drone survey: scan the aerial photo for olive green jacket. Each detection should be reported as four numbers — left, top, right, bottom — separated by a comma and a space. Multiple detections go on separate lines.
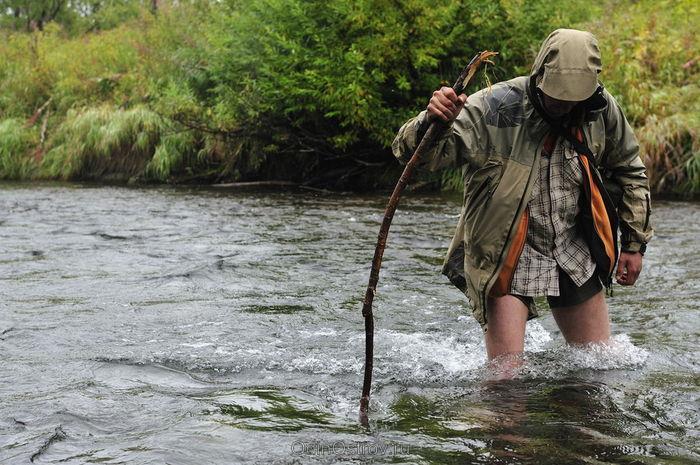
391, 30, 653, 328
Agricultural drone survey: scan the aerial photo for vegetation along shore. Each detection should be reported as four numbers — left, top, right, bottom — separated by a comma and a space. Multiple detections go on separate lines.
0, 0, 697, 195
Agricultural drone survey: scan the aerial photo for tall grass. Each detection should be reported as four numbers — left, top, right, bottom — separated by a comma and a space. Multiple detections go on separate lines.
0, 4, 218, 183
146, 130, 199, 181
41, 106, 163, 180
145, 129, 226, 182
0, 104, 222, 183
637, 111, 700, 194
0, 119, 38, 179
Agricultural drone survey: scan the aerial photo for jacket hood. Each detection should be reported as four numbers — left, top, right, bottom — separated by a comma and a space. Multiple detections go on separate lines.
530, 29, 602, 102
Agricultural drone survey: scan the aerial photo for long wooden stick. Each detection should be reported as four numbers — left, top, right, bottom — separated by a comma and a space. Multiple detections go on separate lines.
359, 51, 497, 424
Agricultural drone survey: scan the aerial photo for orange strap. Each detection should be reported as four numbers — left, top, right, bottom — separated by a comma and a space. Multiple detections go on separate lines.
574, 128, 615, 273
490, 206, 529, 297
579, 155, 616, 273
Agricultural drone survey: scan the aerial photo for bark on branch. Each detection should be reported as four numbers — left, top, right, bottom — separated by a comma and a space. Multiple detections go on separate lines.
359, 51, 498, 425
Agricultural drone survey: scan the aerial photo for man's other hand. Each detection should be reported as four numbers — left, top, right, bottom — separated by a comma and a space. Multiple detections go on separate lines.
427, 87, 467, 123
616, 251, 643, 285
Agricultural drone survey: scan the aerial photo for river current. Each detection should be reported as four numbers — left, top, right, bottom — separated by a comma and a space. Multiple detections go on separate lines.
1, 184, 697, 464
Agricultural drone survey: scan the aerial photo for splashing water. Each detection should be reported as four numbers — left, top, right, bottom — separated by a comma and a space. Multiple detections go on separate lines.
0, 184, 697, 464
518, 333, 650, 379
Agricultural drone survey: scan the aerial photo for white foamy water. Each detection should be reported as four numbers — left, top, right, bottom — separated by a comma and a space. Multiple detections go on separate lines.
382, 329, 486, 378
518, 333, 650, 379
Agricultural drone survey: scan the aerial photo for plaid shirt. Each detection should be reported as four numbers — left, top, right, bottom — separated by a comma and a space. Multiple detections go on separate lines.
509, 133, 597, 297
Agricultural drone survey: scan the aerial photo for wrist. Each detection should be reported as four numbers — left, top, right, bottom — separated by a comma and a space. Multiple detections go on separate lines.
621, 241, 646, 256
416, 112, 431, 141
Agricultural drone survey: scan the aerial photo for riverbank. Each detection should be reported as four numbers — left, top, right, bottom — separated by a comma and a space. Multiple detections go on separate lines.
0, 0, 697, 195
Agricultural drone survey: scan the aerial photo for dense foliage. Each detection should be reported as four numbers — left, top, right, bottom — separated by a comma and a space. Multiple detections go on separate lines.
0, 0, 155, 32
0, 0, 697, 194
591, 0, 699, 194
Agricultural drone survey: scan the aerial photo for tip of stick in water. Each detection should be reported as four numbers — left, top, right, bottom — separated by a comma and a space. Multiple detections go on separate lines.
359, 396, 370, 426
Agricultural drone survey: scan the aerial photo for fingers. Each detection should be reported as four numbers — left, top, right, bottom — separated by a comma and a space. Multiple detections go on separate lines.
616, 268, 631, 285
427, 96, 454, 123
615, 253, 643, 286
615, 256, 626, 284
441, 86, 456, 98
427, 87, 467, 123
627, 260, 642, 285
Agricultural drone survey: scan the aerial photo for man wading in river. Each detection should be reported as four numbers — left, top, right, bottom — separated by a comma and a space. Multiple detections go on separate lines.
392, 29, 653, 366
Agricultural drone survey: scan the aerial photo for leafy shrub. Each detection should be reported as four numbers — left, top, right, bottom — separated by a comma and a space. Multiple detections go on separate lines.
0, 0, 696, 194
590, 0, 699, 195
201, 0, 594, 151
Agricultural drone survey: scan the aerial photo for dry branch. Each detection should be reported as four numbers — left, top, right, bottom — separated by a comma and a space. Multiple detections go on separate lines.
359, 51, 498, 425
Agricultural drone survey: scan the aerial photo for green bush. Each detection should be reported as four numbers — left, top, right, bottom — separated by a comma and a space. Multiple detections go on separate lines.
201, 0, 595, 151
0, 0, 696, 194
589, 0, 699, 195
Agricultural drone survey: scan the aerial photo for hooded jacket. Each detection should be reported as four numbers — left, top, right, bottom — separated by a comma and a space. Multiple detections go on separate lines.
391, 29, 653, 328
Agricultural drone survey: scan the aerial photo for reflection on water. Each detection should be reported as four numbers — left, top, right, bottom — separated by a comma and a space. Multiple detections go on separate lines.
0, 183, 697, 464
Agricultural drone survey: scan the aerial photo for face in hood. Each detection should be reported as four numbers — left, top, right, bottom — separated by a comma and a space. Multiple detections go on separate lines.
530, 29, 602, 102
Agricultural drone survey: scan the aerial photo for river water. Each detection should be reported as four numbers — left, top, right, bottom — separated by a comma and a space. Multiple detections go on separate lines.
0, 183, 697, 464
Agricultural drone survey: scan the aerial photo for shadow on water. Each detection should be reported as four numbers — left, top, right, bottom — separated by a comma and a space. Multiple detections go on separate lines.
209, 388, 345, 433
376, 379, 689, 464
242, 304, 314, 314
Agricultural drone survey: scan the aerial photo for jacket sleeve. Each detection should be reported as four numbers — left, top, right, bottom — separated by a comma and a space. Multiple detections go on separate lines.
602, 90, 653, 253
391, 102, 486, 172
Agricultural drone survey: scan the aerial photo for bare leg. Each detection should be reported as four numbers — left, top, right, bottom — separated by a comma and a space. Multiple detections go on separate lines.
551, 290, 611, 345
485, 295, 529, 360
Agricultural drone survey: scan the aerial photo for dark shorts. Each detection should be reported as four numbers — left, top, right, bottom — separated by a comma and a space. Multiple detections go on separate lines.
513, 269, 603, 313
